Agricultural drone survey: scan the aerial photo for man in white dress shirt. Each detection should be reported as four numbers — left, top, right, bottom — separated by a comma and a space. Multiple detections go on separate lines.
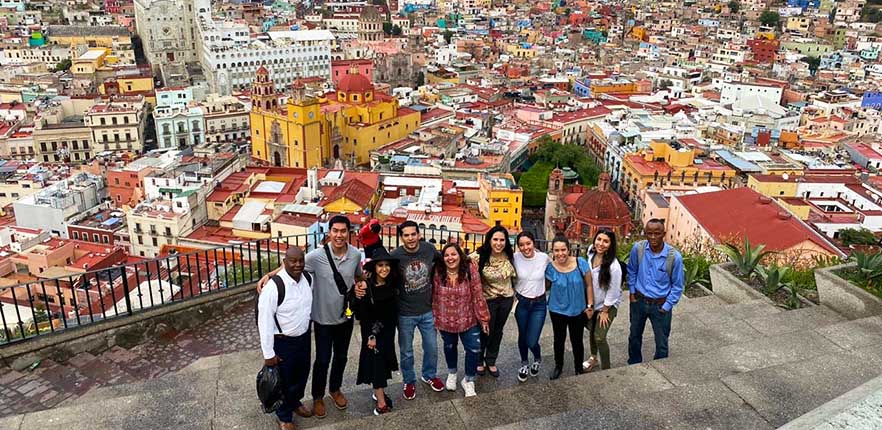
258, 247, 313, 430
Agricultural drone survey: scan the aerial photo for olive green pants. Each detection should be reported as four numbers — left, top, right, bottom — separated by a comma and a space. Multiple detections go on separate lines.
588, 306, 618, 370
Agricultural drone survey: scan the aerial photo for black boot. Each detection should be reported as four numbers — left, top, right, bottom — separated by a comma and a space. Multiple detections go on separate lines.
550, 367, 563, 380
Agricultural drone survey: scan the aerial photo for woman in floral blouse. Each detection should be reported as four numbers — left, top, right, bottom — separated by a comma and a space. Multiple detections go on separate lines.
433, 243, 490, 397
470, 225, 517, 377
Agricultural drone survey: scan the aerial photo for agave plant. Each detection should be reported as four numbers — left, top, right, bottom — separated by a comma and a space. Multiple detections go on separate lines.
683, 256, 710, 289
851, 251, 882, 287
716, 238, 775, 279
757, 265, 791, 296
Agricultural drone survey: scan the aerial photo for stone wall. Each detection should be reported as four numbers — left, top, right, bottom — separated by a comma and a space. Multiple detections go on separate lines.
0, 283, 255, 370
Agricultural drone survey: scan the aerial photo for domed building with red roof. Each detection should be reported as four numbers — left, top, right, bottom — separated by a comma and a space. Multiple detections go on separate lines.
544, 168, 632, 243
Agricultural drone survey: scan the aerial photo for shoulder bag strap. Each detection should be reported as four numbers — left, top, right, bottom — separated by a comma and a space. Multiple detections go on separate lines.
271, 275, 285, 333
323, 244, 349, 296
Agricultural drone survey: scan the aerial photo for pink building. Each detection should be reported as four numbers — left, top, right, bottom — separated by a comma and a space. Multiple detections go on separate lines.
331, 59, 374, 87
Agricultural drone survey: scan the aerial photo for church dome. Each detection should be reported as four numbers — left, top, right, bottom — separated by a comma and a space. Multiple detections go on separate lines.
571, 173, 630, 225
337, 71, 373, 93
359, 5, 382, 22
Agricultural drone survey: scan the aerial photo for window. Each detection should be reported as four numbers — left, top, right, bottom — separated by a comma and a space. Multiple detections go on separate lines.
152, 237, 158, 246
93, 233, 100, 242
103, 235, 109, 244
73, 231, 79, 240
137, 236, 143, 245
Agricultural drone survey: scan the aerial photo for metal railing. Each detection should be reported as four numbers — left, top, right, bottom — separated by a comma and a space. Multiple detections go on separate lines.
0, 226, 578, 346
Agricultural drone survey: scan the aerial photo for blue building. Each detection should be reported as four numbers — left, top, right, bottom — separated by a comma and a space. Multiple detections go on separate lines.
573, 79, 591, 97
862, 92, 882, 109
787, 0, 820, 9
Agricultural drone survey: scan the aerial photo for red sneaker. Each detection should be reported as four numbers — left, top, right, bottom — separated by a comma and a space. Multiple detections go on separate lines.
402, 383, 416, 400
420, 376, 445, 392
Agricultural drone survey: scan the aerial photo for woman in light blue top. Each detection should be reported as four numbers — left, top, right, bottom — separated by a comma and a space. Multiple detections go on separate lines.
545, 235, 594, 380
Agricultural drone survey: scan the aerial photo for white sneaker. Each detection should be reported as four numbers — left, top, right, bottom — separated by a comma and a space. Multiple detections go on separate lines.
445, 373, 457, 391
461, 380, 476, 397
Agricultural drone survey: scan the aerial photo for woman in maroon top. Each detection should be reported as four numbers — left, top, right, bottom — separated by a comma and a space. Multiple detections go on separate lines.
432, 243, 490, 398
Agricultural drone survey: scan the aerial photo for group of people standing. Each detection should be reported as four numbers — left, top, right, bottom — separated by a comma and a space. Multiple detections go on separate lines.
256, 216, 684, 430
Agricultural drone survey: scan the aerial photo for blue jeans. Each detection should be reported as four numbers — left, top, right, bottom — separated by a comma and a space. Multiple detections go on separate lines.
515, 294, 546, 364
440, 326, 482, 381
627, 298, 672, 364
398, 311, 438, 384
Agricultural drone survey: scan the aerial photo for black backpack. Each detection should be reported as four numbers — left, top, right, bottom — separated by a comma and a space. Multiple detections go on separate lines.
254, 272, 312, 333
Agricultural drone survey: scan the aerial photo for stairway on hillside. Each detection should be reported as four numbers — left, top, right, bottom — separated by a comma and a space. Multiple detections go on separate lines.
2, 293, 882, 430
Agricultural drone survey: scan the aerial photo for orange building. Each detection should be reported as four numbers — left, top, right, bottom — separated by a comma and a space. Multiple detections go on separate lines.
107, 165, 154, 207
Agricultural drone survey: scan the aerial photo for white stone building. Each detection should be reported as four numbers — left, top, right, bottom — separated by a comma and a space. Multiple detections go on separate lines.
196, 11, 334, 93
134, 0, 207, 80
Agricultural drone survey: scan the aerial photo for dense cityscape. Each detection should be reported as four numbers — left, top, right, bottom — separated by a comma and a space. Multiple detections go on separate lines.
0, 0, 881, 428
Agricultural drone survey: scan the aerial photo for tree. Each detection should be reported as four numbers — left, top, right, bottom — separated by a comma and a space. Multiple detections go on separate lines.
531, 135, 600, 187
415, 71, 425, 87
518, 161, 555, 207
392, 25, 402, 36
801, 55, 821, 75
52, 58, 71, 72
383, 21, 393, 35
658, 79, 673, 90
727, 0, 740, 14
442, 29, 453, 44
759, 10, 780, 28
839, 228, 879, 246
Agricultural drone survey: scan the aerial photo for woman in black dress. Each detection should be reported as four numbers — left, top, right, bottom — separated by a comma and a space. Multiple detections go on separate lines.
354, 247, 401, 415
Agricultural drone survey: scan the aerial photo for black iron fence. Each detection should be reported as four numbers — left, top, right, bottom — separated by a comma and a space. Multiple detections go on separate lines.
0, 227, 582, 346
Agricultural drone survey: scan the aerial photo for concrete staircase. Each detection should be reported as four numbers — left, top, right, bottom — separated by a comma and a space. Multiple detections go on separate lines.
2, 293, 882, 429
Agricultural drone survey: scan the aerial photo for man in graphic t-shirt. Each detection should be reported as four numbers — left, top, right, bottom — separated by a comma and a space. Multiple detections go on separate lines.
359, 220, 444, 399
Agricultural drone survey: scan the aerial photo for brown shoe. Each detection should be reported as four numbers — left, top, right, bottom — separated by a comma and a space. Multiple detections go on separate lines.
279, 422, 296, 430
330, 391, 348, 410
313, 398, 326, 419
295, 405, 313, 418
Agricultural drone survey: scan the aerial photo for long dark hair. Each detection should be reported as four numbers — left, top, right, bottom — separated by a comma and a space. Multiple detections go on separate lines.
590, 229, 618, 291
477, 225, 514, 274
435, 243, 470, 286
366, 259, 403, 290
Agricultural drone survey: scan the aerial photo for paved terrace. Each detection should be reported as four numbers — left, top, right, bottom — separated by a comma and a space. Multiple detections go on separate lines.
2, 288, 882, 429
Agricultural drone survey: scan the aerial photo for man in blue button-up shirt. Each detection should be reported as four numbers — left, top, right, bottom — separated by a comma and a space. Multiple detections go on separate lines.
626, 219, 685, 364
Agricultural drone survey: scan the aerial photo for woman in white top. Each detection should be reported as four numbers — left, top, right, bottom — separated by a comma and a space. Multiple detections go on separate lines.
512, 231, 551, 383
583, 229, 623, 372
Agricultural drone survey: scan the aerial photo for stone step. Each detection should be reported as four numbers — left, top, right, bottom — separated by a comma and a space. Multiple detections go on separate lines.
778, 373, 882, 430
815, 315, 882, 351
649, 328, 845, 387
720, 342, 882, 428
742, 305, 846, 336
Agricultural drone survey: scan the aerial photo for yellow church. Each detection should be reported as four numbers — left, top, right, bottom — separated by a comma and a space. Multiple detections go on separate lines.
250, 66, 420, 168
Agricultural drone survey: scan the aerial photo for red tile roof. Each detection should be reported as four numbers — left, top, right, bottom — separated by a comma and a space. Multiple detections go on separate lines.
323, 178, 375, 208
675, 187, 841, 256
